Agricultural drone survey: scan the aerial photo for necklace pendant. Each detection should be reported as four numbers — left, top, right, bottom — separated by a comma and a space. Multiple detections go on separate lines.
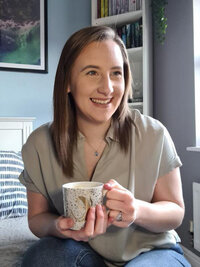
94, 151, 99, 157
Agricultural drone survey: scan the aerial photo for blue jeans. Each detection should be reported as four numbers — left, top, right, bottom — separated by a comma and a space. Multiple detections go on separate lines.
21, 236, 191, 267
21, 237, 106, 267
125, 243, 191, 267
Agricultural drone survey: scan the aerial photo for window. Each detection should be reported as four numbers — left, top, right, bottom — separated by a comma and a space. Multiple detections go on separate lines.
187, 0, 200, 152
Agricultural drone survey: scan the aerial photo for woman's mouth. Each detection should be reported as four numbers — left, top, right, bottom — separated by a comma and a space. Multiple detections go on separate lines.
90, 98, 112, 104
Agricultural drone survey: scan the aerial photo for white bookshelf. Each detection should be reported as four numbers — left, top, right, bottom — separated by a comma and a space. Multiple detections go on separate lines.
91, 0, 153, 116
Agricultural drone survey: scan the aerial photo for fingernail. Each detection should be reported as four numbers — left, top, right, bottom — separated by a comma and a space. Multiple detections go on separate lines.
90, 206, 95, 212
109, 217, 115, 223
68, 218, 74, 227
102, 205, 106, 212
97, 204, 103, 212
104, 183, 112, 190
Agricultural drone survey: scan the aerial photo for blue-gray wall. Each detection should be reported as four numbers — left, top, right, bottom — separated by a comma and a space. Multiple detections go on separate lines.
154, 0, 200, 256
0, 0, 91, 129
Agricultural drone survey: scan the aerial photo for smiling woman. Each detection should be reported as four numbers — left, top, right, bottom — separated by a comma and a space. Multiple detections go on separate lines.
19, 26, 190, 267
51, 26, 133, 177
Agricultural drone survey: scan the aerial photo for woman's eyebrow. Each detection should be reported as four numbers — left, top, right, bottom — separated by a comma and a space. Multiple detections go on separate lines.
81, 65, 99, 72
81, 65, 123, 72
111, 66, 123, 70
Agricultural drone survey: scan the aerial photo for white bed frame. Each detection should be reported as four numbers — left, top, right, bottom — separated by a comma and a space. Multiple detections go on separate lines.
0, 117, 35, 151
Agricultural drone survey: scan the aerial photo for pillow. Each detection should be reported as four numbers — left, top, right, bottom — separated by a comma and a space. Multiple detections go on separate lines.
0, 151, 28, 219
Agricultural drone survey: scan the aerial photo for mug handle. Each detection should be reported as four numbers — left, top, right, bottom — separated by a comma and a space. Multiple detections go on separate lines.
102, 188, 108, 197
102, 188, 110, 215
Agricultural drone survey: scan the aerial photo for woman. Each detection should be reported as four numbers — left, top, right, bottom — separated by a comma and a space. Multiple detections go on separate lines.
20, 26, 190, 267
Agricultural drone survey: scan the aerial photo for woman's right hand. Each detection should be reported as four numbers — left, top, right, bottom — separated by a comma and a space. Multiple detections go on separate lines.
55, 204, 110, 242
27, 191, 110, 240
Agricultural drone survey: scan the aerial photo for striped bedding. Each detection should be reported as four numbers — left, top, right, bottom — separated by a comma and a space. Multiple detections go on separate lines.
0, 151, 28, 219
0, 151, 38, 267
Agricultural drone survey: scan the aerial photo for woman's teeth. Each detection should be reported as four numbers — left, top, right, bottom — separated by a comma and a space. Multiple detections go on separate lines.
91, 98, 111, 104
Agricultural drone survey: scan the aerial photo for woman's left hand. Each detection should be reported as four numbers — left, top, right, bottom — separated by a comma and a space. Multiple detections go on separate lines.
57, 204, 110, 242
104, 179, 137, 228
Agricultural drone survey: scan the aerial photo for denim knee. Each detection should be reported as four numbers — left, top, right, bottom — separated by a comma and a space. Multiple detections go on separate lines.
125, 244, 191, 267
21, 236, 106, 267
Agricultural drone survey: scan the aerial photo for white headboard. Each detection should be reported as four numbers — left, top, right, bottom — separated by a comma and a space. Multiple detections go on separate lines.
0, 117, 35, 151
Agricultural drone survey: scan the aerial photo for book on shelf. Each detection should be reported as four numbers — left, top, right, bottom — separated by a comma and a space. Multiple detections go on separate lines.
121, 25, 127, 47
101, 0, 105, 18
129, 0, 136, 11
97, 0, 101, 18
136, 0, 142, 11
129, 0, 142, 11
134, 20, 140, 47
126, 24, 131, 49
132, 84, 143, 102
133, 97, 143, 102
104, 0, 109, 17
97, 0, 142, 18
116, 19, 142, 49
108, 0, 113, 16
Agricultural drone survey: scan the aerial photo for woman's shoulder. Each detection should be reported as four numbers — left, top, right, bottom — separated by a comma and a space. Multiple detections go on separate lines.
25, 122, 52, 148
130, 109, 165, 136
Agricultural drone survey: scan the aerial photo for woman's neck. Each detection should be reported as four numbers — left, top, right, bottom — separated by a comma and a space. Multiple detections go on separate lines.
77, 119, 111, 142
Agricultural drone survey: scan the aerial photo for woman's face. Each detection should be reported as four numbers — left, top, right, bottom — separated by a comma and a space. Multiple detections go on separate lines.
68, 40, 125, 125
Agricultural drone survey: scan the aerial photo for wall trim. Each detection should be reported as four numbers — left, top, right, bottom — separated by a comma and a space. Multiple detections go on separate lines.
181, 245, 200, 267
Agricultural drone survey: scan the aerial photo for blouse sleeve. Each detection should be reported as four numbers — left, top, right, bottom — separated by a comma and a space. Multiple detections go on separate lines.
157, 124, 182, 178
19, 131, 49, 199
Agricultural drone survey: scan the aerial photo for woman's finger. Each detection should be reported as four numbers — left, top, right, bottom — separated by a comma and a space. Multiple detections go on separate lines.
94, 205, 104, 233
109, 209, 123, 221
94, 205, 109, 234
56, 216, 74, 231
106, 199, 124, 212
64, 207, 96, 242
109, 209, 131, 224
105, 179, 126, 191
108, 210, 135, 228
84, 206, 96, 238
106, 189, 134, 212
106, 187, 128, 201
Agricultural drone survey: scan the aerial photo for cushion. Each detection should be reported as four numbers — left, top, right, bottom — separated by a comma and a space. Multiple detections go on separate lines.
0, 151, 28, 219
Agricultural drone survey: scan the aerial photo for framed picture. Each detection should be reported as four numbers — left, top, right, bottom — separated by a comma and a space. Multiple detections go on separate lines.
0, 0, 48, 73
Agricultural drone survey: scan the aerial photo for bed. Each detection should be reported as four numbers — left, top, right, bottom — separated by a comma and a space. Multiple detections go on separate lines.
0, 117, 39, 267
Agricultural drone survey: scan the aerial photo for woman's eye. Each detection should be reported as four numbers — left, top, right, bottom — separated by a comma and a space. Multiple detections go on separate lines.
112, 71, 122, 77
87, 70, 97, 76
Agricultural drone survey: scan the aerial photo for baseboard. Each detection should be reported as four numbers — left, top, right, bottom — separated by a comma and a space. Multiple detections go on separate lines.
181, 245, 200, 267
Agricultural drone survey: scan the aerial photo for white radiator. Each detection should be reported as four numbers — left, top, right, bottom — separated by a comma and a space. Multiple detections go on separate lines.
193, 182, 200, 252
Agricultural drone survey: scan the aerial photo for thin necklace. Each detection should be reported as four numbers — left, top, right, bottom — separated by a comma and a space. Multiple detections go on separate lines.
85, 139, 104, 157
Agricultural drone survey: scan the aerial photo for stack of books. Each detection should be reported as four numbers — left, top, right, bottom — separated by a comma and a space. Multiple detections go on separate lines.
116, 19, 142, 48
97, 0, 142, 18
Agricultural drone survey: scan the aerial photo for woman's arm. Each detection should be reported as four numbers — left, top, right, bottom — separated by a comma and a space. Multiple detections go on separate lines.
105, 167, 185, 233
27, 190, 109, 240
134, 167, 185, 232
27, 191, 72, 238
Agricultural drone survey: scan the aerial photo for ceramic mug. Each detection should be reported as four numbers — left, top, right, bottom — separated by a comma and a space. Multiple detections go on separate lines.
62, 181, 107, 230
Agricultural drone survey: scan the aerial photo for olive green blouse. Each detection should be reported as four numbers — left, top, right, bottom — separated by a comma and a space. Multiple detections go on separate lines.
19, 110, 182, 266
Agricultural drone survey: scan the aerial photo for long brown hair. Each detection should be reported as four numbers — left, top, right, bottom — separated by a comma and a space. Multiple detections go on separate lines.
51, 26, 133, 176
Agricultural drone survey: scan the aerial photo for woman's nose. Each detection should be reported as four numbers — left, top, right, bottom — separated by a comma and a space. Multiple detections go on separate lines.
97, 75, 114, 95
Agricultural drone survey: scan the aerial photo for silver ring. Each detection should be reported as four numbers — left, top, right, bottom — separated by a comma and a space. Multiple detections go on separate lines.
116, 211, 123, 222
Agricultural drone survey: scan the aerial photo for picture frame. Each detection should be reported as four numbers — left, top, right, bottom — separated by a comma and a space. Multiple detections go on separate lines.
0, 0, 48, 73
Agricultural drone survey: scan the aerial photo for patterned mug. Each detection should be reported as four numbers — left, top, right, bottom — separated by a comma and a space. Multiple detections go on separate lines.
62, 181, 107, 230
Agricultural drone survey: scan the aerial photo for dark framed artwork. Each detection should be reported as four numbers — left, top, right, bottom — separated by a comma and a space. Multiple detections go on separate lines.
0, 0, 48, 73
